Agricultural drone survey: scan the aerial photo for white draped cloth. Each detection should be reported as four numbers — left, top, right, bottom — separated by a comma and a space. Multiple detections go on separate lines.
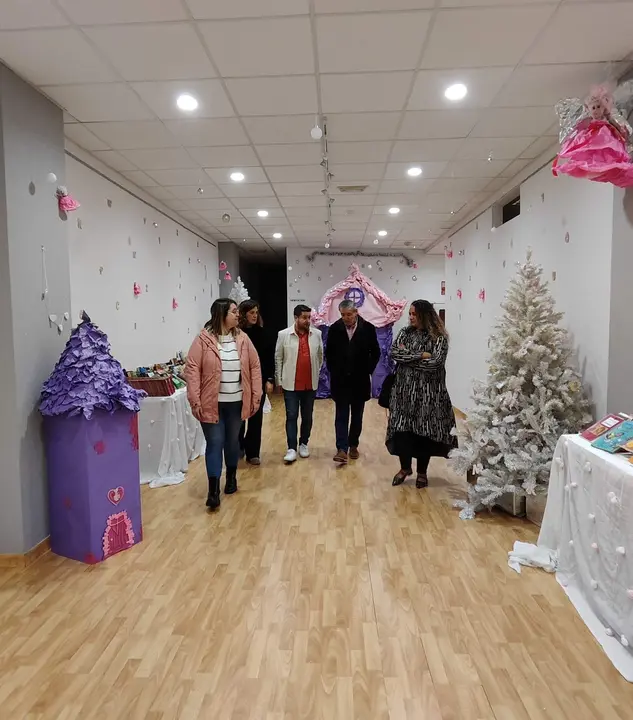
138, 388, 205, 488
538, 434, 633, 681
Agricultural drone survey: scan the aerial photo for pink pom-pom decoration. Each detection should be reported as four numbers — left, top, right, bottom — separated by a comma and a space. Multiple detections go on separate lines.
56, 185, 80, 212
445, 249, 453, 259
133, 282, 141, 296
172, 297, 178, 310
224, 271, 232, 281
456, 289, 462, 299
478, 288, 486, 302
219, 261, 227, 271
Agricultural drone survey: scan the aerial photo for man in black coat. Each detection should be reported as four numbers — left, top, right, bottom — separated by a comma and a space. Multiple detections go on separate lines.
325, 299, 380, 464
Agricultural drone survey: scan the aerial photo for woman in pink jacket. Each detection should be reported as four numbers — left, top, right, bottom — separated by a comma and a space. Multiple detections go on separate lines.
185, 298, 262, 511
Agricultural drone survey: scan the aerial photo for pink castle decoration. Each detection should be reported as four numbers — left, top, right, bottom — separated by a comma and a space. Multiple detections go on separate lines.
312, 263, 406, 328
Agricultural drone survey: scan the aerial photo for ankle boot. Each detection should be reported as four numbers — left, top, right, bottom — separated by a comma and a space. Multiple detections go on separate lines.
225, 467, 238, 495
206, 476, 220, 510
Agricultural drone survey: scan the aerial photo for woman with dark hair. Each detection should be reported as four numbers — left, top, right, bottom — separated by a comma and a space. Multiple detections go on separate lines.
237, 299, 274, 465
185, 298, 261, 511
386, 300, 457, 489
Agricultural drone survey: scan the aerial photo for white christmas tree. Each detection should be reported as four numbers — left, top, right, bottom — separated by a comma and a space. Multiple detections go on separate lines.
229, 276, 250, 304
451, 250, 591, 520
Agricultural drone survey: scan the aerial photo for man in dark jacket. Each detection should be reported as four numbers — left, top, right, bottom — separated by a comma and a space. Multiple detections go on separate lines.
325, 300, 380, 464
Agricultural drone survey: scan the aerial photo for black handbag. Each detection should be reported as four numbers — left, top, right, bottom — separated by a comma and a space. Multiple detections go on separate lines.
378, 372, 395, 409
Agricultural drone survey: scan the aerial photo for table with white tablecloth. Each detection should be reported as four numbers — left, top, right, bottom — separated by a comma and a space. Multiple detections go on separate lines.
538, 434, 633, 680
137, 388, 205, 488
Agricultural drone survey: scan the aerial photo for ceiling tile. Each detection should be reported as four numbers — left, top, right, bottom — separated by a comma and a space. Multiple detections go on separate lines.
321, 72, 413, 113
317, 12, 431, 73
0, 0, 67, 29
316, 0, 434, 10
0, 28, 116, 84
384, 162, 447, 180
164, 199, 189, 211
266, 166, 324, 183
519, 136, 557, 160
219, 183, 275, 198
493, 63, 613, 107
184, 198, 236, 211
331, 206, 372, 220
42, 84, 154, 122
325, 193, 377, 206
199, 17, 313, 77
86, 121, 179, 150
328, 141, 392, 164
457, 136, 534, 160
399, 110, 480, 139
58, 0, 188, 24
500, 158, 531, 178
421, 6, 555, 69
145, 186, 176, 201
186, 0, 308, 19
85, 23, 216, 81
165, 186, 225, 199
272, 182, 325, 197
409, 67, 513, 110
132, 80, 234, 119
332, 180, 380, 195
242, 116, 314, 145
440, 0, 550, 5
389, 139, 462, 162
278, 196, 325, 208
325, 113, 401, 141
64, 123, 110, 151
430, 177, 491, 193
229, 197, 281, 210
120, 147, 199, 170
470, 107, 555, 138
146, 169, 209, 185
329, 164, 385, 181
194, 145, 259, 167
205, 167, 268, 184
379, 179, 434, 195
122, 170, 159, 187
91, 150, 138, 173
442, 159, 509, 178
226, 76, 318, 116
164, 118, 249, 146
256, 144, 322, 166
526, 3, 633, 65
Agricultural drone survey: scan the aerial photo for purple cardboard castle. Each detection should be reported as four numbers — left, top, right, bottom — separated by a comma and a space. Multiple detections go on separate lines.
40, 312, 145, 564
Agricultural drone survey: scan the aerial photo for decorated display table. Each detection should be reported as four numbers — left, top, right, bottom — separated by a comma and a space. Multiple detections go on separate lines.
538, 434, 633, 680
138, 387, 205, 487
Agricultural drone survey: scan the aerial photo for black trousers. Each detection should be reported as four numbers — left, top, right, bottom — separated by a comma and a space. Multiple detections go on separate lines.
399, 453, 431, 475
334, 398, 365, 452
239, 392, 265, 460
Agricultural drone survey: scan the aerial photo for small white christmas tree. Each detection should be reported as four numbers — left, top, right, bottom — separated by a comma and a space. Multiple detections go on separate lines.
229, 276, 250, 304
451, 250, 591, 520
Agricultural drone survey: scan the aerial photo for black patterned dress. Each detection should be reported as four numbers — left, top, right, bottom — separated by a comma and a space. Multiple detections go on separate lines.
386, 327, 458, 460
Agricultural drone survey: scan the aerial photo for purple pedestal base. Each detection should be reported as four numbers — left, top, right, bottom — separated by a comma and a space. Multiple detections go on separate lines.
44, 410, 143, 564
317, 324, 395, 400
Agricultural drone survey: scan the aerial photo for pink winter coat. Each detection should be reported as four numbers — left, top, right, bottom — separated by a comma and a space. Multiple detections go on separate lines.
185, 329, 262, 424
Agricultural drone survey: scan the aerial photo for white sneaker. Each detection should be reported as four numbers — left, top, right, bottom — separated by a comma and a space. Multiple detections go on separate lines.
299, 444, 310, 459
284, 449, 297, 463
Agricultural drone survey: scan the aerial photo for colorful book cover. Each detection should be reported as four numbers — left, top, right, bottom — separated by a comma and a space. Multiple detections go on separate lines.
592, 420, 633, 454
582, 414, 628, 441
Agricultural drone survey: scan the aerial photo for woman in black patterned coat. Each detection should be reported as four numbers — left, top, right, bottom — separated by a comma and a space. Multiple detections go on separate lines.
387, 300, 457, 488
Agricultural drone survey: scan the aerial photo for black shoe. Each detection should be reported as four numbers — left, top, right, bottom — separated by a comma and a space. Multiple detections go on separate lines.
206, 476, 220, 510
225, 467, 238, 495
416, 474, 428, 489
392, 469, 412, 486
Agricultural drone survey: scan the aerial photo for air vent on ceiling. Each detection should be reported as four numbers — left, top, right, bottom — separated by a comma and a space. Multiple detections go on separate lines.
337, 184, 369, 193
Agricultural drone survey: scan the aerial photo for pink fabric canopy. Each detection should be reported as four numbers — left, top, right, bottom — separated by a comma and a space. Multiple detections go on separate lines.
312, 263, 406, 328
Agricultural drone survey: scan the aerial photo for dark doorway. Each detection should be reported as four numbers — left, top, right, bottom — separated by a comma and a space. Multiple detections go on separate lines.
239, 258, 287, 336
439, 308, 445, 326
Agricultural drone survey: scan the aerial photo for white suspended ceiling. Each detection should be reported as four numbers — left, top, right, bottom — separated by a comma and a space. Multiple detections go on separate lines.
0, 0, 631, 257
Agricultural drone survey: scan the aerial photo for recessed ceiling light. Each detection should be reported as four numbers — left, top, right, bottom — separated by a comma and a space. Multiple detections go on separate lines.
373, 238, 379, 245
230, 171, 245, 182
407, 167, 423, 177
388, 207, 400, 215
273, 232, 282, 239
378, 230, 388, 237
257, 210, 269, 218
176, 93, 198, 112
444, 83, 468, 102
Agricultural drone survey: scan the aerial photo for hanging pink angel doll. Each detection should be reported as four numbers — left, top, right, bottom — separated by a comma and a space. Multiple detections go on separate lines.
553, 84, 633, 188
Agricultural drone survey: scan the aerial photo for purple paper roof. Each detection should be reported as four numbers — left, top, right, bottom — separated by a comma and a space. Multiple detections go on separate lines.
40, 318, 145, 419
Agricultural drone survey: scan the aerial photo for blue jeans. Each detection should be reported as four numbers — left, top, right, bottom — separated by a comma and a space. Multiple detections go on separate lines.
283, 390, 316, 451
201, 402, 242, 478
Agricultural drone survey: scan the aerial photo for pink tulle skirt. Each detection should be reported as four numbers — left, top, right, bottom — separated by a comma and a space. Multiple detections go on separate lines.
553, 119, 633, 188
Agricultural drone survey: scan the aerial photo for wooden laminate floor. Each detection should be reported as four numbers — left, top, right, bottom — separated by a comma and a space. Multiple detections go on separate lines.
1, 398, 632, 719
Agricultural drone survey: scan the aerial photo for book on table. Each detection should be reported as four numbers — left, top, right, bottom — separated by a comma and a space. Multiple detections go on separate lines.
591, 420, 633, 454
582, 413, 629, 442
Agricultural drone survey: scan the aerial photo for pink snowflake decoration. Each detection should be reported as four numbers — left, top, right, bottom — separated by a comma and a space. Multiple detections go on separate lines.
478, 288, 486, 302
456, 289, 462, 299
133, 282, 141, 296
172, 297, 178, 310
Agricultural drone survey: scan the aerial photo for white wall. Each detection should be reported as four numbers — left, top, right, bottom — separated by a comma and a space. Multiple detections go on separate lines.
67, 156, 218, 369
445, 166, 616, 417
285, 248, 444, 332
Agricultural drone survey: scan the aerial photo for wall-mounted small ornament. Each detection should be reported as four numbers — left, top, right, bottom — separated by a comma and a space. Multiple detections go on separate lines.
479, 312, 482, 319
179, 283, 182, 290
459, 313, 462, 321
288, 265, 292, 271
162, 316, 165, 323
143, 218, 147, 225
64, 312, 69, 321
224, 271, 232, 281
197, 241, 200, 248
541, 192, 545, 202
445, 249, 453, 259
329, 262, 333, 267
56, 186, 80, 213
503, 260, 506, 268
298, 275, 302, 279
153, 222, 158, 228
458, 249, 465, 256
107, 199, 112, 208
167, 260, 171, 267
134, 322, 137, 330
552, 271, 557, 281
220, 261, 227, 271
197, 258, 201, 264
491, 227, 496, 233
77, 218, 82, 229
413, 263, 418, 269
188, 257, 191, 264
132, 251, 137, 259
469, 275, 471, 281
390, 276, 394, 280
379, 266, 383, 271
441, 281, 445, 296
133, 283, 141, 297
565, 232, 570, 243
478, 288, 486, 302
176, 229, 179, 236
412, 275, 417, 281
317, 277, 321, 281
48, 313, 57, 324
306, 272, 310, 277
510, 238, 514, 247
158, 237, 161, 245
145, 284, 149, 293
456, 289, 462, 299
116, 301, 120, 310
476, 222, 479, 230
172, 298, 178, 310
99, 266, 104, 275
194, 295, 197, 302
47, 172, 57, 184
28, 181, 36, 195
475, 261, 478, 267
128, 236, 132, 246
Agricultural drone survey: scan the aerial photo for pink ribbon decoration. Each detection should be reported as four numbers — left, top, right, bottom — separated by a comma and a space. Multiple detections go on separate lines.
312, 263, 406, 328
478, 288, 486, 302
219, 261, 227, 271
56, 185, 80, 212
456, 289, 462, 299
224, 271, 232, 281
133, 282, 141, 296
172, 297, 178, 310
